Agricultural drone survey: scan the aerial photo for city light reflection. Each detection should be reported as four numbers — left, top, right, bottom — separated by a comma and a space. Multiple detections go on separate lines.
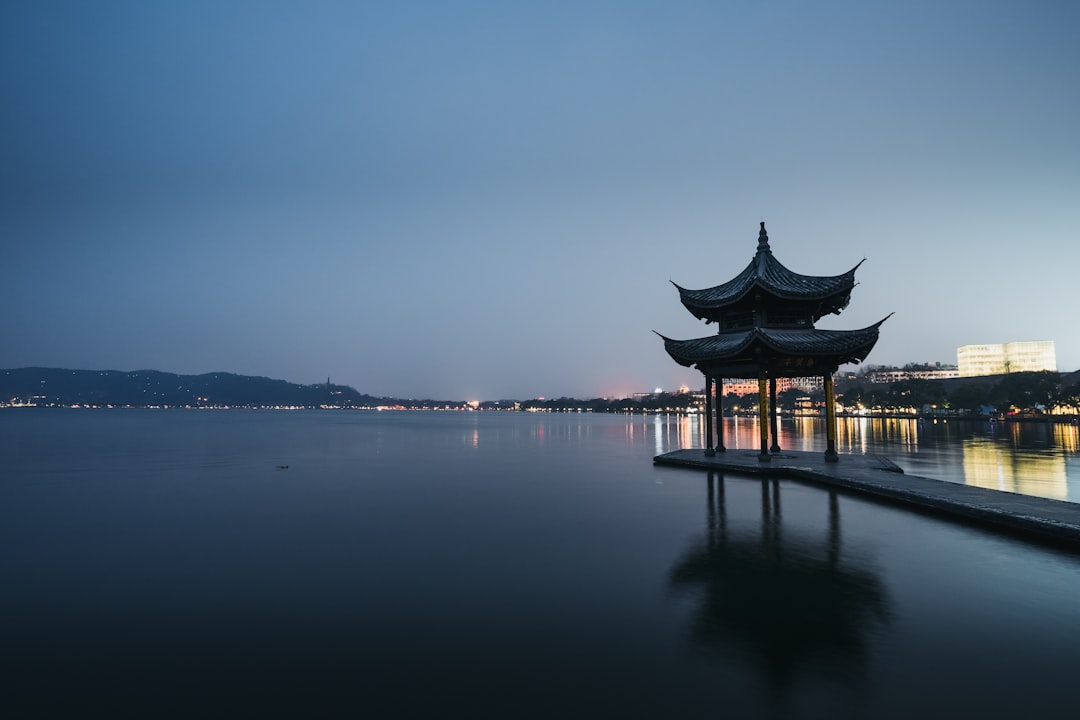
643, 415, 1080, 502
962, 439, 1068, 499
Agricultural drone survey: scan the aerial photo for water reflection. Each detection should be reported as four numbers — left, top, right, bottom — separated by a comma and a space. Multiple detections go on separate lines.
836, 417, 921, 452
1058, 424, 1080, 453
643, 414, 702, 454
646, 415, 1080, 502
669, 473, 890, 689
962, 439, 1068, 499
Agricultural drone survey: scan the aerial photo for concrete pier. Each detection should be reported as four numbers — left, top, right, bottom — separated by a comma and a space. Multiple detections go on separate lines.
654, 449, 1080, 548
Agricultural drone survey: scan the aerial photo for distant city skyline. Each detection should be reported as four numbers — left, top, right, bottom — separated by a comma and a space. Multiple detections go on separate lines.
3, 1, 1077, 399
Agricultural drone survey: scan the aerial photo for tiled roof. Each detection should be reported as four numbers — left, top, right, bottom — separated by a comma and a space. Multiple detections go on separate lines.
674, 223, 862, 312
658, 331, 756, 366
658, 320, 888, 369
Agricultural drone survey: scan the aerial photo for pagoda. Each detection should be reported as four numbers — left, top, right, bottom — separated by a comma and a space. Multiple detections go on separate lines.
658, 222, 889, 462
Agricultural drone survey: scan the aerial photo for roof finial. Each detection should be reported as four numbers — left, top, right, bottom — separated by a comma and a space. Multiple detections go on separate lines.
756, 221, 771, 253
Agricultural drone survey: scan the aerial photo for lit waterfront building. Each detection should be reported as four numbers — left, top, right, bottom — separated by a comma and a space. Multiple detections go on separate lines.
957, 341, 1057, 377
864, 367, 959, 384
721, 376, 823, 395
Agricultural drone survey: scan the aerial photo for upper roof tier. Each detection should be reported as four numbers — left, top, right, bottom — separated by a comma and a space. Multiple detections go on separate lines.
674, 222, 864, 327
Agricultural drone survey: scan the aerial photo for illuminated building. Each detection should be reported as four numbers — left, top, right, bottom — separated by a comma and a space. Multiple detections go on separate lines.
863, 367, 959, 384
658, 222, 889, 461
957, 341, 1057, 377
721, 376, 823, 396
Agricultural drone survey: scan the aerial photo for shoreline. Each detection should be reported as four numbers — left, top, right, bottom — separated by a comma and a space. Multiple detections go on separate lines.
2, 405, 1078, 423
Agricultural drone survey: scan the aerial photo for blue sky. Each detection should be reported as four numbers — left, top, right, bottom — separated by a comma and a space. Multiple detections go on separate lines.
2, 0, 1078, 399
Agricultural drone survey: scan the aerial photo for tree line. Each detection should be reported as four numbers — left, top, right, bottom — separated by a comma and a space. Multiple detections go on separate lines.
835, 371, 1076, 415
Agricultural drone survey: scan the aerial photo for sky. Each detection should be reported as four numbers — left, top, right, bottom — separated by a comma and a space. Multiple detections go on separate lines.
2, 0, 1078, 400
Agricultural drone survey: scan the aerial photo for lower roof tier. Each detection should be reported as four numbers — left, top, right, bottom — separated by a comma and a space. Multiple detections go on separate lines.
658, 320, 889, 377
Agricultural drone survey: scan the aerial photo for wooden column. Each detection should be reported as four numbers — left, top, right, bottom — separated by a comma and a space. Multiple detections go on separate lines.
769, 377, 780, 453
758, 377, 770, 461
824, 373, 838, 462
715, 380, 725, 452
703, 375, 715, 456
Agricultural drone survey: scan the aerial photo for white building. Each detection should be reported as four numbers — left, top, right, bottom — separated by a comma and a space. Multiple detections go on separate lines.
957, 341, 1057, 377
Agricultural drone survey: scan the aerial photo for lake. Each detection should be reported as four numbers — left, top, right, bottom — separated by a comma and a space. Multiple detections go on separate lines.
3, 409, 1079, 718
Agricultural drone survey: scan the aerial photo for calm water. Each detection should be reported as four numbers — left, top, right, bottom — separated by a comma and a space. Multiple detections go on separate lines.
3, 409, 1080, 718
667, 415, 1080, 503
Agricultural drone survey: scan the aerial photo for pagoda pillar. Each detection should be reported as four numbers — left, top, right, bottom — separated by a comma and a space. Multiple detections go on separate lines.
703, 375, 715, 456
757, 377, 770, 461
715, 381, 725, 452
824, 373, 839, 462
769, 377, 780, 453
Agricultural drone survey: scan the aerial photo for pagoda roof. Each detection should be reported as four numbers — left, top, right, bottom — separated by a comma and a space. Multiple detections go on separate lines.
657, 317, 890, 375
674, 223, 863, 321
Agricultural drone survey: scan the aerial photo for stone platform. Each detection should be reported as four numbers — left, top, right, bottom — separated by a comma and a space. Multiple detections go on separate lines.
654, 448, 1080, 548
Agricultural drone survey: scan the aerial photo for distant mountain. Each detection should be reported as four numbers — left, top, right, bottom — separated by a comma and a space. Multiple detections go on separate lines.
0, 368, 467, 409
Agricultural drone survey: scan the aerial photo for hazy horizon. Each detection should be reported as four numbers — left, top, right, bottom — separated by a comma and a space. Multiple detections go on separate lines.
3, 1, 1077, 399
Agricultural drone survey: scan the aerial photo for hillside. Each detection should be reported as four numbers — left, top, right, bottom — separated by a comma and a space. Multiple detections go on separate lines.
0, 368, 464, 409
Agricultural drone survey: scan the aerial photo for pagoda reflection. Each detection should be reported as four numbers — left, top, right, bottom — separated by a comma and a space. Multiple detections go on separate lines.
669, 473, 890, 689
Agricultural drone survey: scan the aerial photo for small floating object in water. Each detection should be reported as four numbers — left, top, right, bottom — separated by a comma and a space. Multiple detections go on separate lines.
276, 465, 289, 470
